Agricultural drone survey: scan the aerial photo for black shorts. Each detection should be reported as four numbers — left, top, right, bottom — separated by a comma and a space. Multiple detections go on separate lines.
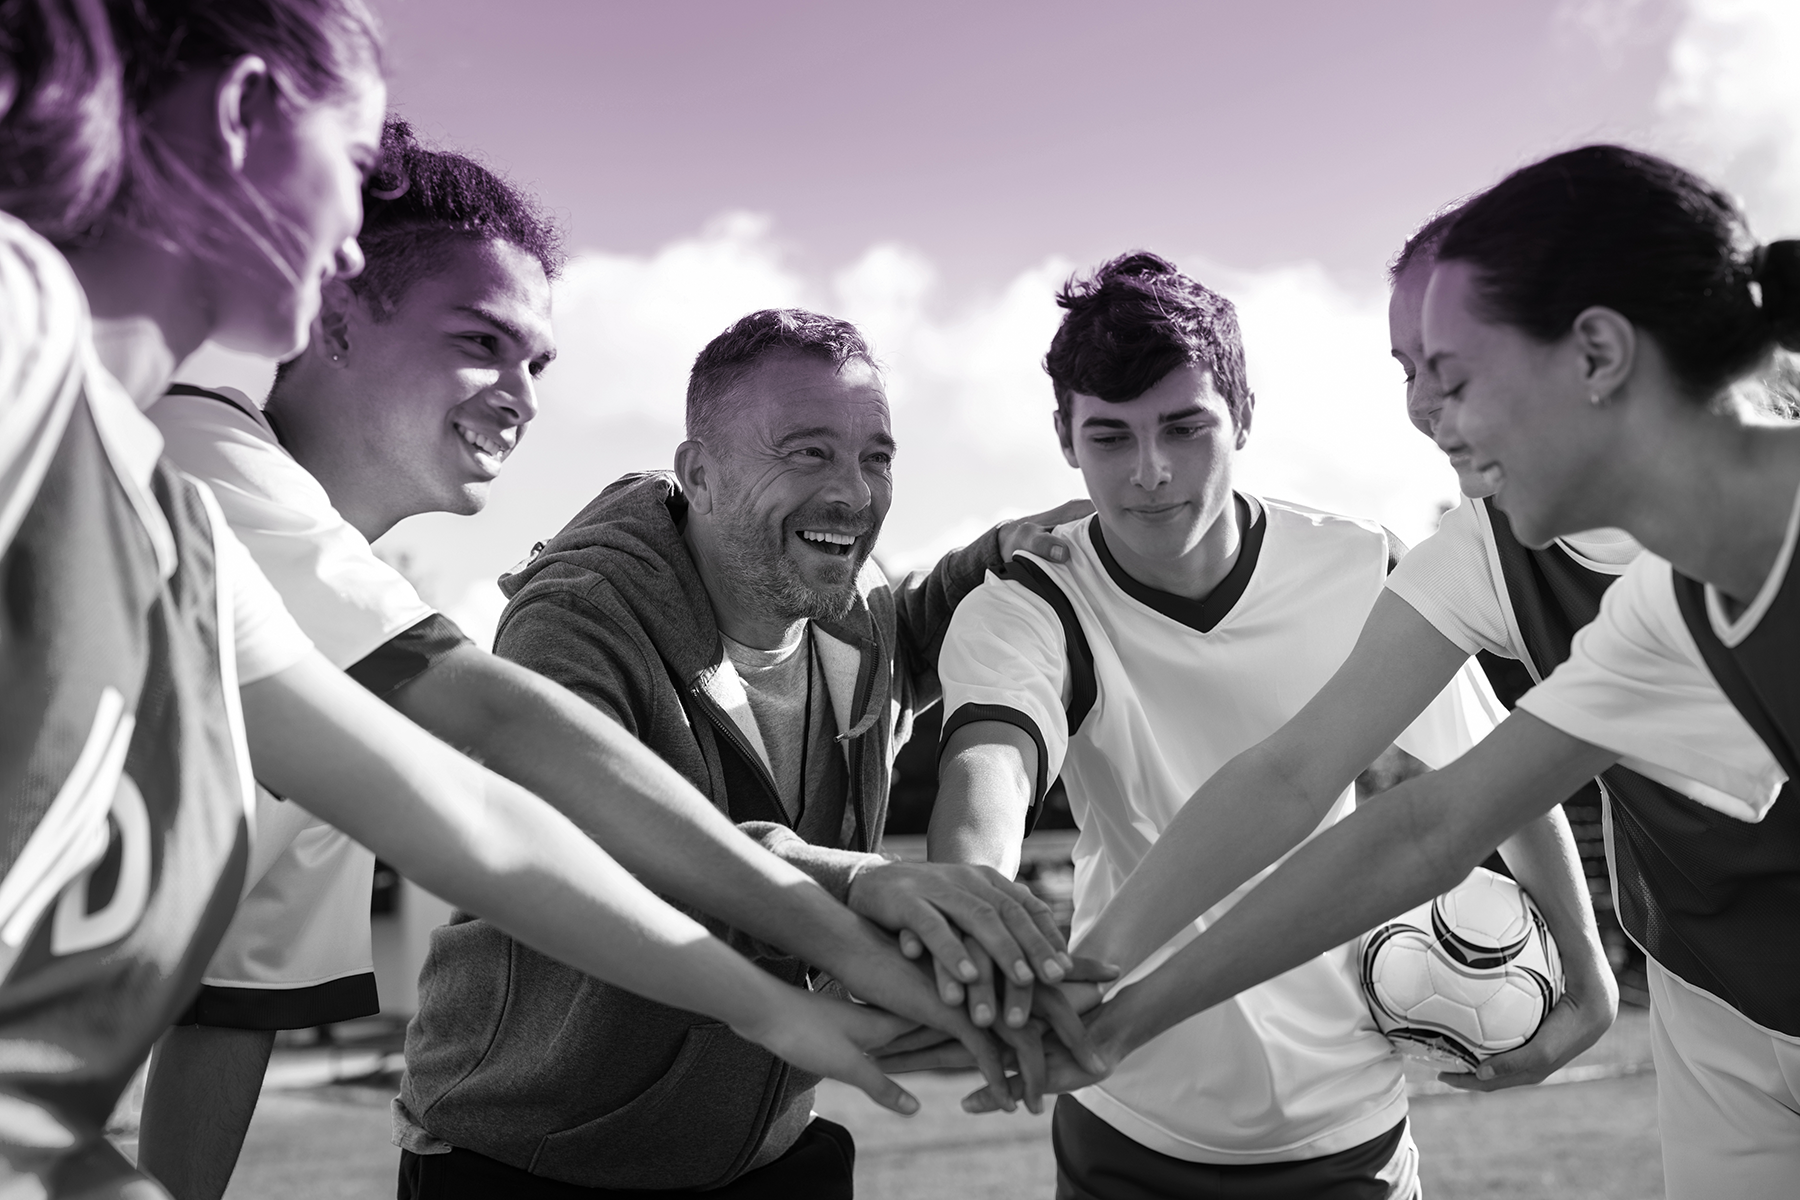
1053, 1096, 1419, 1199
396, 1116, 855, 1199
174, 972, 380, 1031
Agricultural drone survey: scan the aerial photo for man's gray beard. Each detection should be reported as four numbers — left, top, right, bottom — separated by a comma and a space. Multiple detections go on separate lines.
712, 515, 869, 625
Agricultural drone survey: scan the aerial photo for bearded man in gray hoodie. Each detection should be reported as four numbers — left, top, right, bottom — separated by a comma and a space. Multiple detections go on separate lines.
395, 309, 1100, 1197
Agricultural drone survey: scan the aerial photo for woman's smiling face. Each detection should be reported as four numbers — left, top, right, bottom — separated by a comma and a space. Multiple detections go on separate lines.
1422, 259, 1613, 548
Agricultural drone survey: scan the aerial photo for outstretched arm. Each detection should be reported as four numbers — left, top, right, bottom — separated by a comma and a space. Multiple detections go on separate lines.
1076, 593, 1472, 975
390, 643, 1048, 1041
1086, 712, 1618, 1072
242, 650, 932, 1113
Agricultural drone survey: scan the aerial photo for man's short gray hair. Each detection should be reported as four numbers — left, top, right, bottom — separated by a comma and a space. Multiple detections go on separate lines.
685, 309, 879, 444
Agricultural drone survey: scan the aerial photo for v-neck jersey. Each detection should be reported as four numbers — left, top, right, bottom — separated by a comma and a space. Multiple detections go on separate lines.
937, 494, 1504, 1163
1087, 496, 1268, 633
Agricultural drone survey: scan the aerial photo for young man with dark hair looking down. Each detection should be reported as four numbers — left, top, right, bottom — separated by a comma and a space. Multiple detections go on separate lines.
140, 125, 1086, 1200
919, 253, 1609, 1198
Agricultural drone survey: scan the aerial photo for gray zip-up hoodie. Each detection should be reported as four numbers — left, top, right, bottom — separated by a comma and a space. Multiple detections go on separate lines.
394, 471, 1005, 1190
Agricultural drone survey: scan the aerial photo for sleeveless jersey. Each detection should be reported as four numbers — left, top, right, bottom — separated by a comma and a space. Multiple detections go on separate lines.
0, 376, 252, 1151
1485, 500, 1800, 1034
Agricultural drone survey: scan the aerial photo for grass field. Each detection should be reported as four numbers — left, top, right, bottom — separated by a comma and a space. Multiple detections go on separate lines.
213, 1008, 1663, 1199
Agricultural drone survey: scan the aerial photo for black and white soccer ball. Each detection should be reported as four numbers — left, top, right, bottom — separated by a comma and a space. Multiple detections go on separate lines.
1359, 867, 1564, 1071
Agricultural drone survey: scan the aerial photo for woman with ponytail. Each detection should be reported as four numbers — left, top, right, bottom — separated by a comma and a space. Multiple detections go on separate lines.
984, 146, 1800, 1197
1, 6, 961, 1193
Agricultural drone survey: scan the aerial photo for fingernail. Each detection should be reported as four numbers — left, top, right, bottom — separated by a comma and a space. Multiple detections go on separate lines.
1008, 1007, 1025, 1027
1043, 959, 1066, 982
974, 1004, 993, 1025
960, 960, 979, 982
1015, 962, 1035, 984
1476, 1066, 1493, 1081
899, 1094, 920, 1116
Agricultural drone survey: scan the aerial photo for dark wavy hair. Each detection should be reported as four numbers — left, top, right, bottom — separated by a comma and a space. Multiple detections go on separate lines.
1438, 144, 1800, 401
686, 309, 879, 444
0, 0, 122, 240
1044, 251, 1253, 444
350, 117, 564, 319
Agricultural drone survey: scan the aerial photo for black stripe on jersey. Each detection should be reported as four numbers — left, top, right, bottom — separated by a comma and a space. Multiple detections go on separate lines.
175, 971, 380, 1031
1671, 573, 1800, 778
1089, 501, 1267, 633
995, 556, 1097, 733
164, 383, 259, 422
346, 613, 472, 697
940, 703, 1052, 831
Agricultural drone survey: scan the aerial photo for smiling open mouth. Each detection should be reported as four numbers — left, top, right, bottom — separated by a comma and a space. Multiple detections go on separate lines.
797, 530, 858, 557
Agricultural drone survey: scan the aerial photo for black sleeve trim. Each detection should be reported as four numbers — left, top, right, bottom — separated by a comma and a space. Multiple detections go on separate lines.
175, 973, 380, 1030
996, 556, 1097, 732
940, 703, 1052, 834
346, 613, 471, 697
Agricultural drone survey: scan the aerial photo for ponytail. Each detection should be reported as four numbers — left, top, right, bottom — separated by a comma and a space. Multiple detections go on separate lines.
1752, 239, 1800, 353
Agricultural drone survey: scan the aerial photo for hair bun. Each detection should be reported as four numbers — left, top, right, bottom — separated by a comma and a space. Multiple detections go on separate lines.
1754, 240, 1800, 350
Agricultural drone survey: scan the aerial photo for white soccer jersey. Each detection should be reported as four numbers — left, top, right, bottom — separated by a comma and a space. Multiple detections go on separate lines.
148, 385, 436, 1003
1516, 512, 1796, 824
939, 497, 1502, 1164
1387, 496, 1786, 822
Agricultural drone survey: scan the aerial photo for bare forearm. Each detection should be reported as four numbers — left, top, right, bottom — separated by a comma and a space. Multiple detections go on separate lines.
1077, 743, 1327, 974
245, 657, 794, 1037
928, 726, 1036, 876
1092, 779, 1481, 1060
1496, 807, 1614, 1004
1089, 716, 1613, 1063
393, 649, 877, 973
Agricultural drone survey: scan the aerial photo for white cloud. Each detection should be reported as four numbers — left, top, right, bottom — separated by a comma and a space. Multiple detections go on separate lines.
183, 213, 1459, 608
1656, 0, 1800, 231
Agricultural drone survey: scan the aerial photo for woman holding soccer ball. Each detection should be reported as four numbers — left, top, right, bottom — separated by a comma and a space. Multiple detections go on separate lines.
983, 145, 1800, 1197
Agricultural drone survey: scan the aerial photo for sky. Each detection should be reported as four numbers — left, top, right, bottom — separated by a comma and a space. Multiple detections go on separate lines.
179, 0, 1800, 642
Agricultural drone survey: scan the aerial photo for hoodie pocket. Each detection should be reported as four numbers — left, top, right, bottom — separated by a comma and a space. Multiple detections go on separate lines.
526, 1021, 775, 1190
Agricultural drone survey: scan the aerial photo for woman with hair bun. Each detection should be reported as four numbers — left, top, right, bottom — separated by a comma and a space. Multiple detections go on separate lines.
999, 145, 1800, 1197
1, 5, 944, 1193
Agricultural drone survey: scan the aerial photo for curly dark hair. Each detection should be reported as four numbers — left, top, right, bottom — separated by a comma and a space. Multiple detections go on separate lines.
350, 117, 564, 319
686, 308, 879, 444
1044, 252, 1253, 445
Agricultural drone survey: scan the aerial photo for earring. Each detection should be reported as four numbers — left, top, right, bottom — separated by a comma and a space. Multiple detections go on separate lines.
330, 352, 342, 363
1589, 390, 1604, 406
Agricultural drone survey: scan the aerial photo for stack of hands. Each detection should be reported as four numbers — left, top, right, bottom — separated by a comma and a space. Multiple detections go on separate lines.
812, 858, 1121, 1117
777, 854, 1617, 1118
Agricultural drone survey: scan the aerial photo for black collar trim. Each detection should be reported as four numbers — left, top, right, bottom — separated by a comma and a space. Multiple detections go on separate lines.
1089, 495, 1266, 633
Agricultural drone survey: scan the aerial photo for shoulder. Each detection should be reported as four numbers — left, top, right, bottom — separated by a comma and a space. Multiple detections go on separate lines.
149, 386, 277, 458
1255, 494, 1393, 572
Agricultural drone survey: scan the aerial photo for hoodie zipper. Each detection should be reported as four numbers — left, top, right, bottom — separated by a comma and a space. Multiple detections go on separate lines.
686, 686, 792, 828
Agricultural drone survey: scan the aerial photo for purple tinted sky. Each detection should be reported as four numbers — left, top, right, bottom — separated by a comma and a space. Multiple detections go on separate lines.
376, 0, 1676, 291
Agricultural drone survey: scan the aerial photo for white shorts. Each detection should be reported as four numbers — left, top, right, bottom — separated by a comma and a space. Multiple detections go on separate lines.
179, 787, 378, 1029
1649, 957, 1800, 1200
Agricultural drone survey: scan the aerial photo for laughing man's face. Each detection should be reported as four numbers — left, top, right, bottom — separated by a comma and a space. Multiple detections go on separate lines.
702, 353, 895, 624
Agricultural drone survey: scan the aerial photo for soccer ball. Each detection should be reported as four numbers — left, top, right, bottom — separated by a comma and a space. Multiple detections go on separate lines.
1359, 867, 1563, 1071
